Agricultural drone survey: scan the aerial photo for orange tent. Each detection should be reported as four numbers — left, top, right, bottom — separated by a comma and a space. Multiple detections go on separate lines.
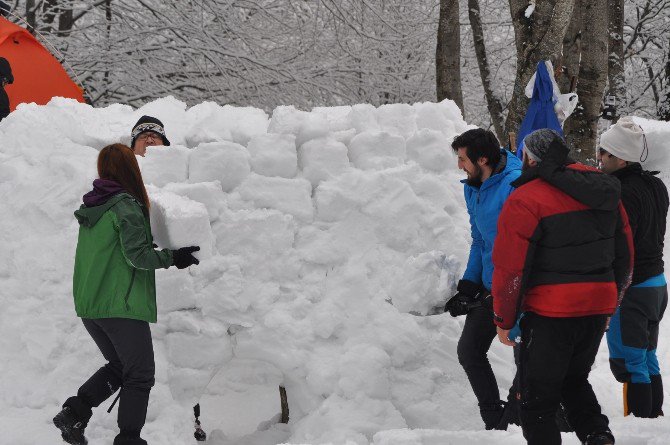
0, 16, 84, 111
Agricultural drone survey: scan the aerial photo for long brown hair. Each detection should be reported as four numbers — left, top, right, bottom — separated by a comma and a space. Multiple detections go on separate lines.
98, 143, 150, 212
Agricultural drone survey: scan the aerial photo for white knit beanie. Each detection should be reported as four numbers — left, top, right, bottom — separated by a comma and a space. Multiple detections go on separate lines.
599, 116, 648, 163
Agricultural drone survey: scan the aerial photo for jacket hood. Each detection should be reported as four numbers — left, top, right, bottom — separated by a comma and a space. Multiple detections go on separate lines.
513, 162, 622, 211
83, 178, 126, 207
75, 193, 131, 227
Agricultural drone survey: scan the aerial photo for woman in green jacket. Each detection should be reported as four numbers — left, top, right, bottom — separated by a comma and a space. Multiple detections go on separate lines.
53, 144, 200, 445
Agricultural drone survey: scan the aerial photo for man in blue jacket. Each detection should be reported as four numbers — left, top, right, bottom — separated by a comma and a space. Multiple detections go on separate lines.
445, 128, 522, 429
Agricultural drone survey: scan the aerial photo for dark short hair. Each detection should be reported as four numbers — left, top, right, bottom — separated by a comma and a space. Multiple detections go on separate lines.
451, 128, 501, 166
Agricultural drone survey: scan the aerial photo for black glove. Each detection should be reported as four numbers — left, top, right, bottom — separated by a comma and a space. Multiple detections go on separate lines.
444, 280, 481, 317
171, 246, 200, 269
445, 293, 472, 317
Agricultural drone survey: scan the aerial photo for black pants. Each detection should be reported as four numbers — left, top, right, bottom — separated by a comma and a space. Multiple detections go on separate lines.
458, 304, 517, 427
519, 313, 609, 445
65, 318, 155, 440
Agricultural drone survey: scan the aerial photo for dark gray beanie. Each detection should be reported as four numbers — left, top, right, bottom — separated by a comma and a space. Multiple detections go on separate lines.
523, 128, 563, 162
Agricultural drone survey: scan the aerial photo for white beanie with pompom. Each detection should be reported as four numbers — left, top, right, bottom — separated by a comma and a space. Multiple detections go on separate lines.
599, 116, 648, 163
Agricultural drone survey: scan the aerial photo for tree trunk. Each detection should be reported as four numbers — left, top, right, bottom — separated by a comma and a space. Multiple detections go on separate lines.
606, 0, 624, 123
436, 0, 464, 112
660, 37, 670, 121
468, 0, 504, 141
26, 0, 36, 32
41, 0, 58, 33
59, 5, 74, 36
558, 0, 583, 94
564, 0, 608, 164
103, 0, 112, 96
505, 0, 576, 141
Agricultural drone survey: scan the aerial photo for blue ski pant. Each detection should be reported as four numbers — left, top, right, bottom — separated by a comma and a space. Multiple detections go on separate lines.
606, 283, 667, 384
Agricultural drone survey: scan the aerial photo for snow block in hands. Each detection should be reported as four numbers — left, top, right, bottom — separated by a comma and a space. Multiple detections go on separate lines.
148, 187, 214, 260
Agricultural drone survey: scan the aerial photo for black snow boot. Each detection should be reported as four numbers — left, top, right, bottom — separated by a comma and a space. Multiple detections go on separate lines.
53, 397, 91, 445
584, 430, 615, 445
113, 432, 147, 445
479, 401, 505, 430
625, 382, 652, 417
650, 375, 664, 418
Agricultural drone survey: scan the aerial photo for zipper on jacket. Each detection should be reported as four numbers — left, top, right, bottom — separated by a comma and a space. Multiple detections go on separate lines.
123, 269, 136, 311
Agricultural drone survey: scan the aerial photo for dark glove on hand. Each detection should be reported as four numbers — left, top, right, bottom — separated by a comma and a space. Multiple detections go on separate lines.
444, 280, 481, 317
172, 246, 200, 269
445, 293, 472, 317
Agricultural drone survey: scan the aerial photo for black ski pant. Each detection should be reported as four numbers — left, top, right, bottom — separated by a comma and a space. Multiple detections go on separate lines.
64, 318, 155, 439
518, 313, 610, 445
457, 303, 517, 428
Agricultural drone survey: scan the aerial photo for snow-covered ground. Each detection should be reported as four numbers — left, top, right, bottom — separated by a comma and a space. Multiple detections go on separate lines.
0, 97, 669, 445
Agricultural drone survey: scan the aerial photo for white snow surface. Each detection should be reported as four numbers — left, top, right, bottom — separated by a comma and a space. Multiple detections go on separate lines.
1, 96, 669, 445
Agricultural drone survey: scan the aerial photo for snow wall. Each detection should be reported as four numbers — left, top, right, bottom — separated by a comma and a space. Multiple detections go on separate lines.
1, 97, 670, 445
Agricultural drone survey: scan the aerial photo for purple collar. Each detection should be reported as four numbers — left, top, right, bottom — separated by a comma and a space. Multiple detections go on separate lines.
83, 179, 126, 207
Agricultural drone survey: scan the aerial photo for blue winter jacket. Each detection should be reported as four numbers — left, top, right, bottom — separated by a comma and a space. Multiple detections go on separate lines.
462, 150, 522, 290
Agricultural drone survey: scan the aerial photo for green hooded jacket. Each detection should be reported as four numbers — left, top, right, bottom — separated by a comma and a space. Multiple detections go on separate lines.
73, 193, 173, 323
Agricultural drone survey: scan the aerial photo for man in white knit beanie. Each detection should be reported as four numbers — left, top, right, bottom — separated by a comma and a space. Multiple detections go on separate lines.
599, 117, 669, 419
598, 116, 648, 172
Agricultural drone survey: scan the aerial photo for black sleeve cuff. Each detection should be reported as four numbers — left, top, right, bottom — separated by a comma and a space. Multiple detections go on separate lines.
457, 279, 481, 297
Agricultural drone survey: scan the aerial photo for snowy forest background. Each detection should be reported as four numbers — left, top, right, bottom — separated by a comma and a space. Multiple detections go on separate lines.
4, 0, 670, 160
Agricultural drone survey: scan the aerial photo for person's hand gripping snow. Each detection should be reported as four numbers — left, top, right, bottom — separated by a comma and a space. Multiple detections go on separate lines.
445, 279, 481, 317
171, 246, 200, 269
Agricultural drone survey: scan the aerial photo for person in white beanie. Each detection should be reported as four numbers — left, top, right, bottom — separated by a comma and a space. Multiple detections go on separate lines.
599, 117, 669, 418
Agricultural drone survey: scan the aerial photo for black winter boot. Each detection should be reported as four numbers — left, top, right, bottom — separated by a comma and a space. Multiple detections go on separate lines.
624, 382, 652, 417
53, 397, 92, 445
113, 432, 148, 445
650, 375, 664, 418
584, 430, 615, 445
479, 401, 505, 430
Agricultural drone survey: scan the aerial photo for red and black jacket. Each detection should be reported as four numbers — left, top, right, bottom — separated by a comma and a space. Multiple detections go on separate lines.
492, 162, 634, 329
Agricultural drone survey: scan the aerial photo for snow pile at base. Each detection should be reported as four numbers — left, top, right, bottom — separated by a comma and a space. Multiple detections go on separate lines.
1, 97, 670, 445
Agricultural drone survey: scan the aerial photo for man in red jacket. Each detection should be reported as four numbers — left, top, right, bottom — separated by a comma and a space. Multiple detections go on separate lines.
492, 129, 634, 445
